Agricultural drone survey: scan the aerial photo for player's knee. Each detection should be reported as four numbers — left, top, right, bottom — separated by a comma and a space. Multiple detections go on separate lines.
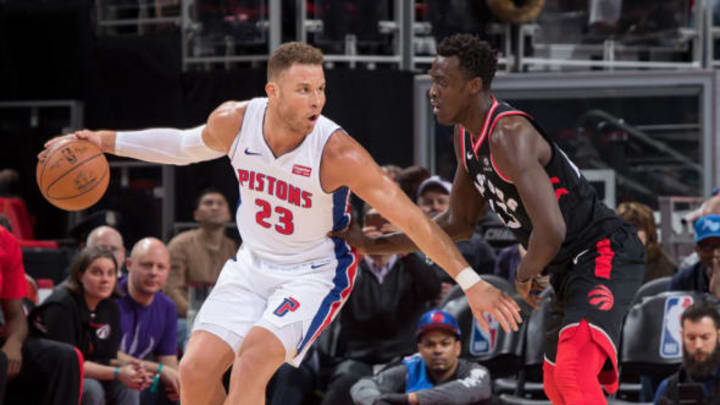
233, 344, 285, 382
179, 352, 214, 384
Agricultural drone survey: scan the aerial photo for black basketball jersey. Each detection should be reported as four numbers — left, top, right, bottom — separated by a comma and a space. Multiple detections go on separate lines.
461, 97, 623, 266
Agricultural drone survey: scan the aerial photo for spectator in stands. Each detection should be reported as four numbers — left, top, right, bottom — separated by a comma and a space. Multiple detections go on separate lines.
0, 224, 82, 405
0, 169, 18, 196
415, 176, 496, 302
351, 309, 491, 405
670, 214, 720, 297
494, 243, 524, 282
116, 238, 180, 405
319, 207, 440, 405
395, 165, 430, 201
87, 225, 127, 276
654, 301, 720, 404
617, 202, 677, 283
165, 188, 237, 349
680, 193, 720, 269
381, 165, 403, 182
30, 246, 149, 405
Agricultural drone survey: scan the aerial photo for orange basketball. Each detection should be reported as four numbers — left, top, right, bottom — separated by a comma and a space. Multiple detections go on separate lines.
36, 139, 110, 211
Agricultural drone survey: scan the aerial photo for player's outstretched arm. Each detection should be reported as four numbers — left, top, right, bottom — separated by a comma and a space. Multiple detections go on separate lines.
336, 126, 485, 255
322, 130, 522, 333
41, 101, 248, 166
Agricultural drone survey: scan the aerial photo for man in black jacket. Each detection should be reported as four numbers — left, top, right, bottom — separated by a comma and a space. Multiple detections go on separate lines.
654, 301, 720, 404
319, 207, 441, 405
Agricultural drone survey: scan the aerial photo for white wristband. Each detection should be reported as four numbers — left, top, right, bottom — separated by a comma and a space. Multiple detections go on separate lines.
455, 267, 481, 291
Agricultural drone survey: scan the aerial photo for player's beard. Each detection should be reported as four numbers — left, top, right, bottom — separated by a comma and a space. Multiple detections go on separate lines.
683, 344, 720, 380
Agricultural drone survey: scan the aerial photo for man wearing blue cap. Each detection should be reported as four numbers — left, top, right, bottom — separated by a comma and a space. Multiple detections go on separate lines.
670, 214, 720, 296
350, 309, 491, 405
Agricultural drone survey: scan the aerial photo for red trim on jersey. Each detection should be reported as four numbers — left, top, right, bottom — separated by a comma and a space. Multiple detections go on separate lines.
460, 127, 469, 172
485, 111, 533, 184
471, 97, 499, 154
594, 238, 615, 280
490, 153, 513, 184
74, 347, 85, 405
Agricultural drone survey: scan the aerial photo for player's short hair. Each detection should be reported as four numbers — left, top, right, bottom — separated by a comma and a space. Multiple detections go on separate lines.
268, 42, 324, 81
682, 301, 720, 330
436, 34, 497, 90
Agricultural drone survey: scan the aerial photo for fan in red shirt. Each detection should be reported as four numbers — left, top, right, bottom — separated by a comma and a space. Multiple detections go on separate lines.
0, 221, 83, 405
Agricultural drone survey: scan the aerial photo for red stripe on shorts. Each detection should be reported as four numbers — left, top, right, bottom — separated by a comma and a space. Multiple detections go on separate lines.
594, 238, 615, 279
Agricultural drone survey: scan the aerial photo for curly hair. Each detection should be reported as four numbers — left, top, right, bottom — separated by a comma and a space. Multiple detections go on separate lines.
436, 34, 497, 90
268, 42, 324, 81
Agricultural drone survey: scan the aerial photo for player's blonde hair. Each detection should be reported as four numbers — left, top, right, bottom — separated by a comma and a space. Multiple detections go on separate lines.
268, 42, 324, 81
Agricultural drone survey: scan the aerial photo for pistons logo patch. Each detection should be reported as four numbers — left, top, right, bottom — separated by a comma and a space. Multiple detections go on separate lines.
292, 164, 312, 177
274, 297, 300, 317
588, 284, 614, 311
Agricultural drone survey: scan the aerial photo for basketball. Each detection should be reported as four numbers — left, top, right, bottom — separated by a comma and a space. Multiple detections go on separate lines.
36, 138, 110, 211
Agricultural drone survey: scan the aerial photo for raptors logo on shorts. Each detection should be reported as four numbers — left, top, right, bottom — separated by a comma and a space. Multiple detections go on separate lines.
587, 284, 614, 311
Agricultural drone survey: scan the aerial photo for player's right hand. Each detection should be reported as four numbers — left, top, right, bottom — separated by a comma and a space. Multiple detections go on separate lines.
40, 130, 104, 159
466, 280, 523, 334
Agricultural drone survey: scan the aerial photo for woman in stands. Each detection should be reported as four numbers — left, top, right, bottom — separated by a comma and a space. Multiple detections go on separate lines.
30, 246, 149, 405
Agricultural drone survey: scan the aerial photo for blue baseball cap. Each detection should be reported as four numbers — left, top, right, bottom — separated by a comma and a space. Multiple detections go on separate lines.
416, 309, 461, 340
695, 214, 720, 243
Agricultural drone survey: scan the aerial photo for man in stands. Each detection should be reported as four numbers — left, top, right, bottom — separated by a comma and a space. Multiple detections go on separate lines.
351, 309, 491, 405
655, 301, 720, 404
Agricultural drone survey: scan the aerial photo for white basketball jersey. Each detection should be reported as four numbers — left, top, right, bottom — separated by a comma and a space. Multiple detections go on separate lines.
228, 98, 351, 265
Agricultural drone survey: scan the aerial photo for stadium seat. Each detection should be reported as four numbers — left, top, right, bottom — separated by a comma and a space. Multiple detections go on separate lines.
495, 288, 553, 398
442, 275, 526, 378
631, 276, 672, 306
21, 246, 75, 285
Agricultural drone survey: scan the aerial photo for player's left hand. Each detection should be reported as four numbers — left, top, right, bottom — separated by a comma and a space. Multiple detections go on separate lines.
329, 216, 371, 253
466, 281, 522, 333
515, 275, 548, 309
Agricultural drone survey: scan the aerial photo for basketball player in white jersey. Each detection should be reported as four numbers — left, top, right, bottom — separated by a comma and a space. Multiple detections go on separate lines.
43, 42, 522, 405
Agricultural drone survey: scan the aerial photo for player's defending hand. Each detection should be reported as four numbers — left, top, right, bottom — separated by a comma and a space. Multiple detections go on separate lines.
466, 281, 522, 333
515, 275, 549, 309
330, 216, 371, 253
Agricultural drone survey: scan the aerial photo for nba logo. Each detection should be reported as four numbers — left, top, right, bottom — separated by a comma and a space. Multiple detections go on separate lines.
470, 313, 499, 356
659, 296, 693, 359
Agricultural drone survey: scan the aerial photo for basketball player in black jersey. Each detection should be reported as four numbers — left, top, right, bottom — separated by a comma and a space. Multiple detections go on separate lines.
338, 34, 645, 404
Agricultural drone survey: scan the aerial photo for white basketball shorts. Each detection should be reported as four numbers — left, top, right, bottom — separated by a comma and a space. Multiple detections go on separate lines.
192, 242, 358, 366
